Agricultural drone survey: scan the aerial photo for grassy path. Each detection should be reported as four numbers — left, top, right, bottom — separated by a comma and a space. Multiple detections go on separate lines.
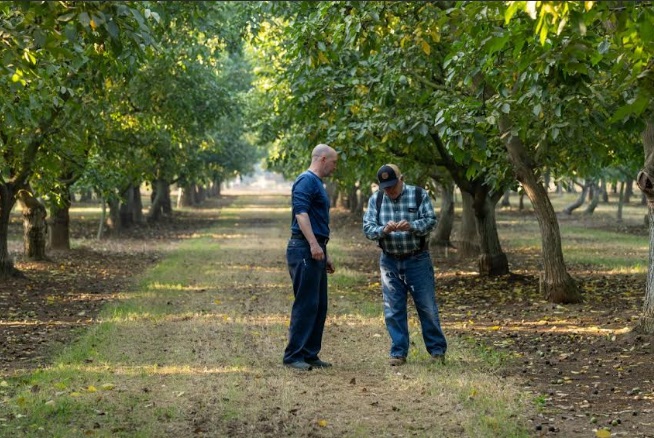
1, 195, 530, 437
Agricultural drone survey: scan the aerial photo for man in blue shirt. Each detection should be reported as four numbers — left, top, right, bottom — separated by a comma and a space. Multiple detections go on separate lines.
363, 164, 447, 366
284, 144, 338, 371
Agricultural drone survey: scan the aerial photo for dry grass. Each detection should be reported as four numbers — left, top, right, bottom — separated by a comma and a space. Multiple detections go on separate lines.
0, 194, 532, 437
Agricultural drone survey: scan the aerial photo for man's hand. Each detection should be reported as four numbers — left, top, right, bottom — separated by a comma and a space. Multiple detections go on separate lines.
395, 220, 411, 231
310, 242, 325, 260
383, 221, 397, 234
326, 257, 335, 274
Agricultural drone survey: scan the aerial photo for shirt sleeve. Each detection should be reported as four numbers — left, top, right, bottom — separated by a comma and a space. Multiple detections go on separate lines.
292, 175, 313, 215
362, 193, 385, 240
410, 190, 437, 236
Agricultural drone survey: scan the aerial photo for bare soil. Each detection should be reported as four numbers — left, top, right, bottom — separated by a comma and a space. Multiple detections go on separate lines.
2, 196, 653, 437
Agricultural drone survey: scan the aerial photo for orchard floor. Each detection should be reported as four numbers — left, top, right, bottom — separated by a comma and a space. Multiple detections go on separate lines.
1, 194, 653, 437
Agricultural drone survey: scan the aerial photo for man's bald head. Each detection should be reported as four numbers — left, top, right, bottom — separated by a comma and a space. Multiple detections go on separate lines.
309, 144, 338, 178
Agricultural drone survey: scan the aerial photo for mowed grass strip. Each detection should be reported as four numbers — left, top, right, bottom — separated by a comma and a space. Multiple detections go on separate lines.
0, 195, 530, 438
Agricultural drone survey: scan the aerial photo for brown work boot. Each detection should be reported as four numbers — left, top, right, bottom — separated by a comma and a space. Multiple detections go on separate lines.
389, 356, 406, 366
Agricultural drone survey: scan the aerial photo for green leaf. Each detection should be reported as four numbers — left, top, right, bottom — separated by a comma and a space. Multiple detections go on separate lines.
532, 103, 542, 117
504, 2, 521, 25
79, 11, 91, 28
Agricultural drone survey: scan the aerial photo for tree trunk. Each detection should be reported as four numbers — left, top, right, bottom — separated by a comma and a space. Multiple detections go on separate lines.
0, 183, 18, 277
107, 198, 121, 232
179, 184, 195, 207
474, 190, 509, 276
148, 179, 172, 222
563, 180, 588, 215
348, 184, 359, 214
500, 114, 582, 303
601, 178, 609, 203
584, 181, 599, 215
17, 188, 48, 261
636, 118, 654, 333
431, 181, 454, 252
132, 185, 144, 224
617, 181, 625, 223
500, 189, 511, 208
625, 178, 633, 203
49, 190, 71, 250
457, 192, 479, 258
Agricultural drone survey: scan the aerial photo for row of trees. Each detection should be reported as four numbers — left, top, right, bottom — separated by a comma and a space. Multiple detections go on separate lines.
247, 2, 654, 330
3, 1, 654, 332
1, 2, 262, 276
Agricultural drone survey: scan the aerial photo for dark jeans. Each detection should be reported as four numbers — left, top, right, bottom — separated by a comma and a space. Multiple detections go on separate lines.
283, 238, 328, 364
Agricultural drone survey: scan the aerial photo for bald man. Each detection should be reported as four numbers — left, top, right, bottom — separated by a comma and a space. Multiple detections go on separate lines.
283, 144, 339, 371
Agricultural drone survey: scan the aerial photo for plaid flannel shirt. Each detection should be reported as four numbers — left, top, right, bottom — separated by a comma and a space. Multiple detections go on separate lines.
362, 184, 437, 255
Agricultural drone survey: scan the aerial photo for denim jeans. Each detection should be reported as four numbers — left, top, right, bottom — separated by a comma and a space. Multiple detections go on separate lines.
380, 251, 447, 358
283, 238, 328, 364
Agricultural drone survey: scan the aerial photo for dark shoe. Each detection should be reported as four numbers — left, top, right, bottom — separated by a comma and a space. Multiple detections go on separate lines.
306, 359, 332, 368
389, 356, 406, 366
431, 354, 446, 364
284, 361, 312, 371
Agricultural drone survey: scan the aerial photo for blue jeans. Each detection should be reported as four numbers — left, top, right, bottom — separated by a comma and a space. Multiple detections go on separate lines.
380, 251, 447, 358
283, 238, 328, 364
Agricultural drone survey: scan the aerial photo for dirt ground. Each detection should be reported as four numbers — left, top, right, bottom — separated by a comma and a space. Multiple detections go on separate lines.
2, 197, 653, 437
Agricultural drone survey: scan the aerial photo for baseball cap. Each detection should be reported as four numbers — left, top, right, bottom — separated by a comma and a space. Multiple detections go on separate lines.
377, 164, 401, 189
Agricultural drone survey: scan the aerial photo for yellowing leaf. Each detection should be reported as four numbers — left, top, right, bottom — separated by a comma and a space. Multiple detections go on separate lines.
596, 429, 611, 438
421, 40, 431, 55
490, 326, 501, 331
318, 52, 329, 64
87, 385, 97, 393
317, 419, 328, 427
430, 28, 440, 42
70, 392, 82, 397
214, 299, 221, 305
101, 383, 115, 391
585, 1, 595, 11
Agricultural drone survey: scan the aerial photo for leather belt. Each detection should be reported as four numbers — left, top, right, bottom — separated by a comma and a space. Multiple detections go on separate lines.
291, 233, 329, 245
383, 249, 426, 260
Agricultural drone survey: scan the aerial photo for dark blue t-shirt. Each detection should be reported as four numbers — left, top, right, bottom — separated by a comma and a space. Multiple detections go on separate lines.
290, 170, 330, 239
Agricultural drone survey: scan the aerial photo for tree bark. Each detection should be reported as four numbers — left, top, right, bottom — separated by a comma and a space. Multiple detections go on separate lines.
431, 181, 455, 251
500, 189, 511, 208
617, 180, 625, 223
131, 185, 144, 224
636, 118, 654, 333
457, 192, 479, 258
179, 184, 195, 207
500, 114, 582, 303
148, 179, 173, 222
49, 190, 71, 250
474, 190, 509, 276
584, 181, 600, 215
563, 180, 588, 215
17, 188, 48, 261
0, 183, 18, 277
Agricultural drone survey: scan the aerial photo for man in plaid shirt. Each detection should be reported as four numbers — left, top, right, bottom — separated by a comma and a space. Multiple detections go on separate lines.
363, 164, 447, 366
